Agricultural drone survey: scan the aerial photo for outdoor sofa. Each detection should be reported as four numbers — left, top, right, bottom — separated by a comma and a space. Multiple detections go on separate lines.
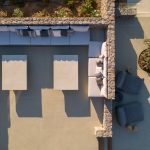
88, 41, 107, 97
0, 25, 108, 98
116, 101, 144, 127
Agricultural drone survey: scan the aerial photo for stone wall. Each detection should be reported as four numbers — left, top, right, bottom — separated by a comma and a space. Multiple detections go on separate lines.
106, 0, 115, 100
0, 17, 106, 25
95, 0, 115, 138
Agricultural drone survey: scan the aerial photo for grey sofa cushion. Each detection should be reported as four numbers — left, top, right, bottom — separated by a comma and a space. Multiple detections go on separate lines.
40, 29, 49, 37
0, 31, 10, 45
61, 29, 68, 36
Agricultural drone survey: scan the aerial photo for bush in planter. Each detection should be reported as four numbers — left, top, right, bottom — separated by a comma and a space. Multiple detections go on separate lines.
54, 8, 69, 17
80, 0, 96, 16
12, 8, 24, 17
0, 10, 7, 17
32, 9, 50, 17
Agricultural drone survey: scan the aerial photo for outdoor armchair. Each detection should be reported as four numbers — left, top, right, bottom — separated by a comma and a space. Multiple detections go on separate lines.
116, 71, 144, 94
116, 101, 144, 127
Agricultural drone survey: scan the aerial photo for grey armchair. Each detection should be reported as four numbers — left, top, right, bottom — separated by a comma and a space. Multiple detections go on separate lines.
116, 71, 144, 94
116, 101, 144, 127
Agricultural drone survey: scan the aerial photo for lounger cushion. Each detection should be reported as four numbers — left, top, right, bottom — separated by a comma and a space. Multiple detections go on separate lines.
88, 77, 101, 97
70, 31, 90, 45
88, 41, 102, 57
10, 32, 30, 45
70, 25, 89, 32
88, 58, 102, 77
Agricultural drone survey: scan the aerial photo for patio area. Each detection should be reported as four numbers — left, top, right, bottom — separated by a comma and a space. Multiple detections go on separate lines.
113, 17, 150, 150
0, 45, 104, 150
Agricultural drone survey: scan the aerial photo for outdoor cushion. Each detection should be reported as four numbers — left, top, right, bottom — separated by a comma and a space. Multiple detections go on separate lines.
70, 25, 89, 32
8, 26, 28, 32
51, 36, 69, 45
52, 30, 61, 37
116, 71, 144, 94
70, 31, 90, 45
40, 29, 49, 37
19, 29, 29, 36
116, 101, 144, 127
0, 26, 9, 31
88, 58, 102, 77
88, 77, 101, 97
30, 36, 51, 45
29, 26, 51, 30
51, 25, 69, 30
61, 29, 68, 36
101, 42, 107, 57
10, 31, 30, 45
0, 31, 10, 45
88, 41, 102, 57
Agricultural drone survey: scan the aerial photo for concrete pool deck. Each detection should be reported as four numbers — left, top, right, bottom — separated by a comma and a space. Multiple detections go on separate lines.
113, 17, 150, 150
0, 46, 104, 150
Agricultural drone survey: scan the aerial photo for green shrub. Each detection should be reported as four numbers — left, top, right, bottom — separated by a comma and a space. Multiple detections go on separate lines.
54, 8, 69, 17
66, 0, 75, 8
81, 0, 94, 14
32, 10, 50, 17
12, 8, 24, 17
0, 10, 7, 17
91, 10, 101, 17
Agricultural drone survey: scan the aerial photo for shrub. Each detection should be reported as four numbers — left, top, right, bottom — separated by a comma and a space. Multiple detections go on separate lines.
91, 10, 101, 17
12, 8, 24, 17
66, 0, 75, 8
0, 10, 7, 17
32, 10, 50, 17
80, 0, 94, 16
54, 8, 69, 17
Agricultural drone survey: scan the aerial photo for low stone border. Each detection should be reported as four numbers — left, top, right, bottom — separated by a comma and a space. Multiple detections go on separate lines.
0, 17, 107, 25
116, 8, 137, 16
